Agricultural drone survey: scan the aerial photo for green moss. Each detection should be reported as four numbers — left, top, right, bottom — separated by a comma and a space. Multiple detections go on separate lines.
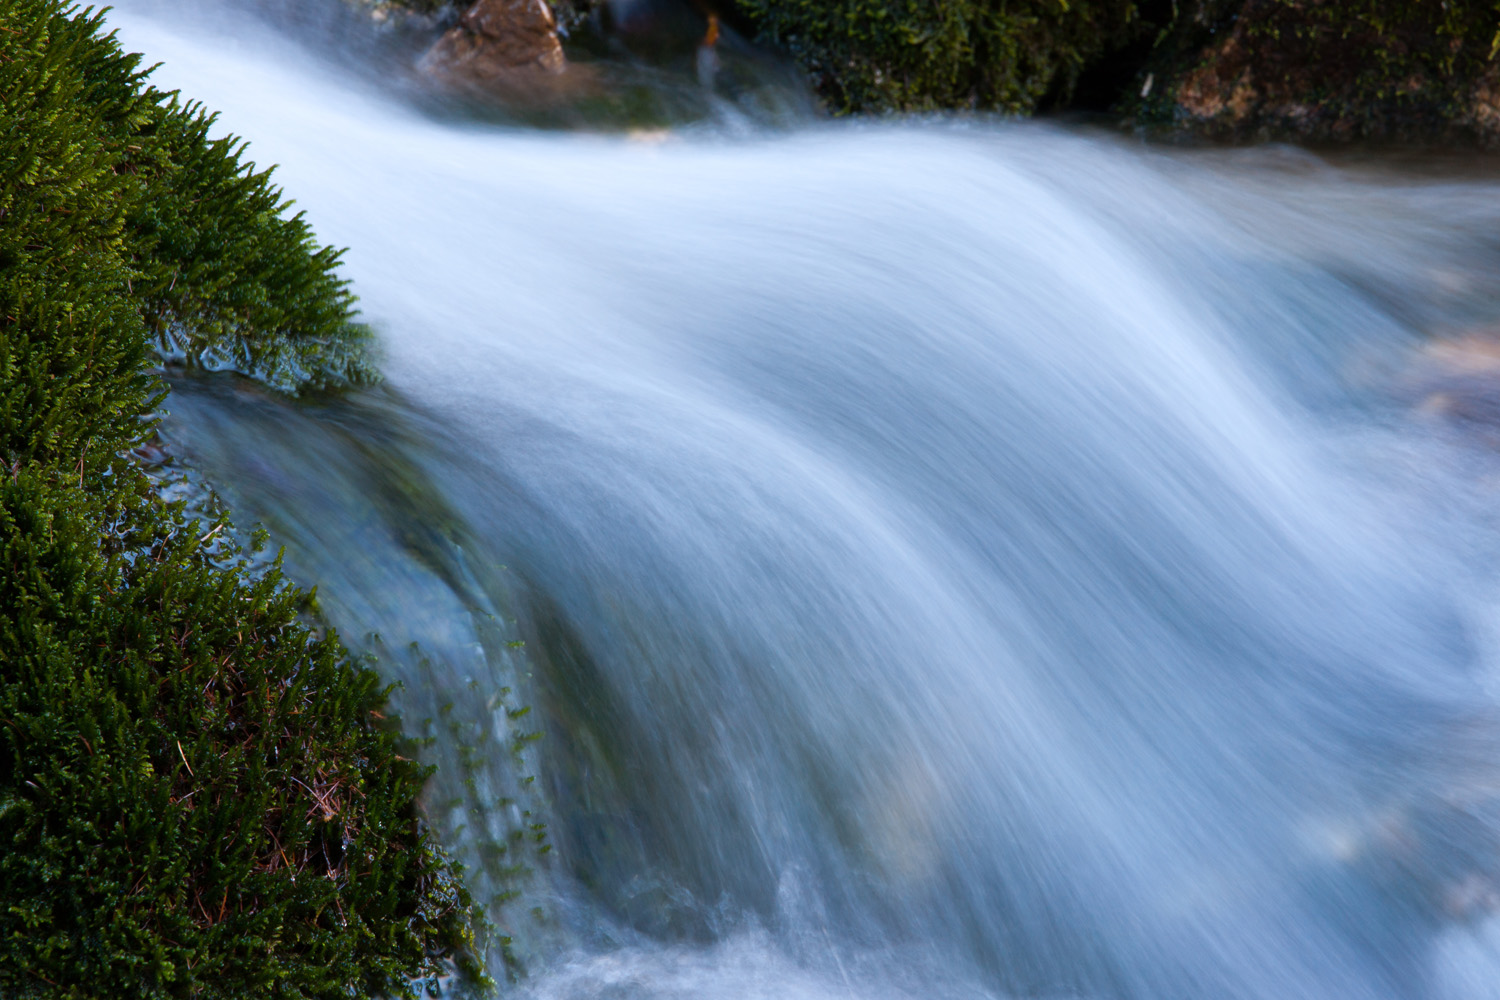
730, 0, 1500, 124
1134, 0, 1500, 142
0, 1, 482, 995
1, 0, 375, 396
719, 0, 1142, 114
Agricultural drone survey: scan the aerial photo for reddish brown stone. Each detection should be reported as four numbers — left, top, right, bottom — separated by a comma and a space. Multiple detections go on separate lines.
421, 0, 566, 88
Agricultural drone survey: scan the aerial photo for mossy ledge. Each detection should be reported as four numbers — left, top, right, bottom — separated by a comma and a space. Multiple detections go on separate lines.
1131, 0, 1500, 145
722, 0, 1500, 132
722, 0, 1141, 115
0, 1, 482, 996
378, 0, 1500, 139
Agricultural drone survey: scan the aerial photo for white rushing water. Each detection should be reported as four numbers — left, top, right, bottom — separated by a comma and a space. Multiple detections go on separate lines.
111, 4, 1500, 998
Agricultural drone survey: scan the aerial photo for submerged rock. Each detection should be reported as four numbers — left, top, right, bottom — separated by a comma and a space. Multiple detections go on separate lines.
1397, 331, 1500, 438
421, 0, 567, 90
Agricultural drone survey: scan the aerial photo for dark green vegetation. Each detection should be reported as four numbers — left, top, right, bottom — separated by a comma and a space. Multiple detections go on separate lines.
722, 0, 1500, 129
724, 0, 1141, 114
393, 0, 1500, 134
1133, 0, 1500, 143
0, 1, 481, 995
727, 0, 1500, 129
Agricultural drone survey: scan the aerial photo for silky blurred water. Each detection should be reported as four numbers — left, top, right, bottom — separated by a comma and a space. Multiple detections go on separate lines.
108, 5, 1500, 997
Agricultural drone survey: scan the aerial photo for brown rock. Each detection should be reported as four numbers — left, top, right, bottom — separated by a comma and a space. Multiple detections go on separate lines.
421, 0, 566, 89
1466, 69, 1500, 135
1155, 1, 1500, 144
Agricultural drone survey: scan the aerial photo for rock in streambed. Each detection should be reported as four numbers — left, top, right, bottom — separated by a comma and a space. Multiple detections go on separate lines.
420, 0, 567, 91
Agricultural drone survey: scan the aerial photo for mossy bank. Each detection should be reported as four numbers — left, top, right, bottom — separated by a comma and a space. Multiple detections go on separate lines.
382, 0, 1500, 140
1132, 0, 1500, 144
0, 1, 482, 996
719, 0, 1500, 138
722, 0, 1500, 138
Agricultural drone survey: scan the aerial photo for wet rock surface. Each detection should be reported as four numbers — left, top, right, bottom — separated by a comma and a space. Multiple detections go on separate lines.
1133, 0, 1500, 145
420, 0, 566, 90
1396, 332, 1500, 442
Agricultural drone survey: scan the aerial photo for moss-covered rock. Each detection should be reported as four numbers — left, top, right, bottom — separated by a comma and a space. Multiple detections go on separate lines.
733, 0, 1500, 126
373, 0, 1144, 114
374, 0, 1500, 134
0, 1, 481, 995
1133, 0, 1500, 144
720, 0, 1142, 113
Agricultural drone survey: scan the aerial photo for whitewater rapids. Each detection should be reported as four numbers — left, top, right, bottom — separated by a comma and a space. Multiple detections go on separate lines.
110, 4, 1500, 997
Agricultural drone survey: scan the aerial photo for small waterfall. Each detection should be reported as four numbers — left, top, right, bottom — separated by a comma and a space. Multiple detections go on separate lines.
114, 5, 1500, 997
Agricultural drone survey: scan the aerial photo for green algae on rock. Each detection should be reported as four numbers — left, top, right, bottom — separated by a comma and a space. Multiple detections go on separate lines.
1132, 0, 1500, 144
0, 1, 482, 995
724, 0, 1142, 114
371, 0, 1500, 137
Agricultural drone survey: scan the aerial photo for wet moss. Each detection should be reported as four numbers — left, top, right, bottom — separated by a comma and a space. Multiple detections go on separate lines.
378, 0, 1500, 133
0, 1, 481, 995
728, 0, 1500, 126
1132, 0, 1500, 144
724, 0, 1143, 114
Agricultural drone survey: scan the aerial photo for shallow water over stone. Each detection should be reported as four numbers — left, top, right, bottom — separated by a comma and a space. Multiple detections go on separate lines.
109, 4, 1500, 996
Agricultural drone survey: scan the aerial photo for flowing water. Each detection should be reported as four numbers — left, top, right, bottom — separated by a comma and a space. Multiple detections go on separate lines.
107, 4, 1500, 997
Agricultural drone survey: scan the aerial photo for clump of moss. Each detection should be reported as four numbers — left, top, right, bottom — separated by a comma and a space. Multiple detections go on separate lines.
0, 1, 481, 996
721, 0, 1142, 114
1134, 0, 1500, 143
2, 0, 377, 396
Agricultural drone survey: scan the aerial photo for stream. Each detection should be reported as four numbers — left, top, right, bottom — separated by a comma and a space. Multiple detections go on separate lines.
107, 4, 1500, 997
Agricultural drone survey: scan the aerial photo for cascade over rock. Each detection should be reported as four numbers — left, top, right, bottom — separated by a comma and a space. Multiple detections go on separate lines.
101, 4, 1500, 996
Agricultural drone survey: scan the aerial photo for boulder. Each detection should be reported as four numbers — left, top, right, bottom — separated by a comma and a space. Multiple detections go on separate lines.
1397, 331, 1500, 438
1134, 0, 1500, 145
421, 0, 566, 89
